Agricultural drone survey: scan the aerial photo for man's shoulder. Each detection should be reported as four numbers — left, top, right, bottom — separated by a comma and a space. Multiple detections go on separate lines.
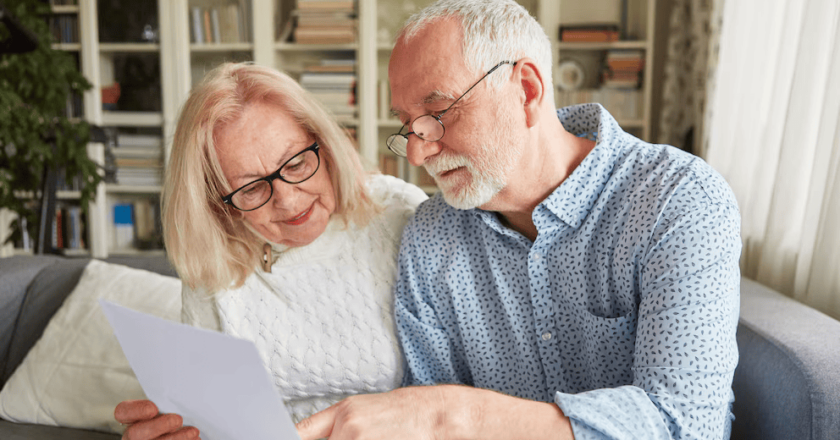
403, 193, 474, 240
615, 141, 738, 210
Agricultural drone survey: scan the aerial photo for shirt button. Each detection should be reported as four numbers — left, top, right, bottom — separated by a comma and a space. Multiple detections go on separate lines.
541, 332, 552, 341
532, 253, 541, 261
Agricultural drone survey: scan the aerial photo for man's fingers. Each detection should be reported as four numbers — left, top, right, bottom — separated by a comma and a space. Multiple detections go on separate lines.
296, 404, 338, 440
115, 400, 159, 424
122, 413, 185, 440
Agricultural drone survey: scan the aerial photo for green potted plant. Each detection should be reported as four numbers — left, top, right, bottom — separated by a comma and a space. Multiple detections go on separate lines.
0, 0, 99, 251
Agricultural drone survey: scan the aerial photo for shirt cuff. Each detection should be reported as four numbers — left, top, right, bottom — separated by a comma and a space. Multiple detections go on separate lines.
554, 386, 671, 440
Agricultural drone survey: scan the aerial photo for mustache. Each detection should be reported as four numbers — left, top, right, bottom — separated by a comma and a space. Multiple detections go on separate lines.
424, 153, 473, 178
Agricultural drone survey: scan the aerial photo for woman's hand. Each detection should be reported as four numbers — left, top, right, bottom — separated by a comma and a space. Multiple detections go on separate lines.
114, 400, 200, 440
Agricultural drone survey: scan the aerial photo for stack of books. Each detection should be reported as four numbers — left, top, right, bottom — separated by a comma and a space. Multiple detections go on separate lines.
53, 204, 86, 252
602, 50, 644, 89
559, 24, 620, 43
190, 1, 250, 44
49, 14, 79, 43
300, 59, 357, 119
110, 199, 163, 251
292, 0, 356, 44
112, 134, 163, 187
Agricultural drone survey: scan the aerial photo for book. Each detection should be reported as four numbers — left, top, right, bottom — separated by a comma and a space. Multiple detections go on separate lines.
559, 24, 620, 43
191, 7, 204, 43
204, 9, 214, 43
211, 8, 222, 44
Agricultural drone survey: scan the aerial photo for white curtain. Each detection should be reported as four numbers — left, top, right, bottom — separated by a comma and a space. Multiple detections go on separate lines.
704, 0, 840, 319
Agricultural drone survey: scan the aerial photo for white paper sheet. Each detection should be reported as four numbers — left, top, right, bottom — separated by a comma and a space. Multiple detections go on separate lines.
100, 299, 300, 440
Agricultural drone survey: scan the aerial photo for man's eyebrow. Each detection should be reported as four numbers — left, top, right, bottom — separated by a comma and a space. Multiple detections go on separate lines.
390, 89, 458, 118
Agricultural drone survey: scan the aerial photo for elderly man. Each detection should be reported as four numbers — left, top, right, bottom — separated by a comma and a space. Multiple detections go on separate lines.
298, 1, 741, 440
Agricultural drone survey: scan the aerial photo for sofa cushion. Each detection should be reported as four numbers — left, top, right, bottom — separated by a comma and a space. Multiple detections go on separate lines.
0, 255, 64, 386
1, 258, 90, 386
0, 260, 181, 434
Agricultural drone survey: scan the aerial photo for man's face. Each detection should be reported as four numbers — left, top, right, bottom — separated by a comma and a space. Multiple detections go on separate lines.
389, 18, 526, 210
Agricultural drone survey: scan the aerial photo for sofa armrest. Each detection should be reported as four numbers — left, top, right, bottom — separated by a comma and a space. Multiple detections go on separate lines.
732, 277, 840, 440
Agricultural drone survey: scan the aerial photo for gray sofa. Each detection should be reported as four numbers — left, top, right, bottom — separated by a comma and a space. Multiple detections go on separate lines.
1, 255, 839, 439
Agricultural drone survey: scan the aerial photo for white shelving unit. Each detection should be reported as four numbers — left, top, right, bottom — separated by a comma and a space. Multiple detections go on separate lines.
1, 0, 658, 258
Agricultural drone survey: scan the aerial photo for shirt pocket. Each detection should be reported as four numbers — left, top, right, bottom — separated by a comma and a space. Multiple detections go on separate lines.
578, 308, 638, 389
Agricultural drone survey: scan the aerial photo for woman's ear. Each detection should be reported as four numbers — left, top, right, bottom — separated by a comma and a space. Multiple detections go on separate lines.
514, 58, 544, 128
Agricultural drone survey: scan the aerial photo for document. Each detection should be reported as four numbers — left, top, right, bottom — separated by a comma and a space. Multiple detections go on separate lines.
100, 300, 300, 440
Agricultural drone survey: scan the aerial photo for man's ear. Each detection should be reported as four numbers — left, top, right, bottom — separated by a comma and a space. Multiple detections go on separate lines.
514, 58, 544, 128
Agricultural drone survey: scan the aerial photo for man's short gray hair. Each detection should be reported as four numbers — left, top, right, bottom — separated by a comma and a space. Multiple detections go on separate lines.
399, 0, 553, 101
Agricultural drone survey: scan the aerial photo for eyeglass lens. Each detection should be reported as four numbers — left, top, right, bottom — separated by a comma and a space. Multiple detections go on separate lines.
387, 115, 444, 156
230, 148, 319, 211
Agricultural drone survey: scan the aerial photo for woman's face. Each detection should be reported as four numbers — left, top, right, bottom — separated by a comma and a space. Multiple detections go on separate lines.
214, 100, 336, 248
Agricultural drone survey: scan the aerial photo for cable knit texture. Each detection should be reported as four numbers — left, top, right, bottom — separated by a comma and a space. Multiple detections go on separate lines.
181, 174, 427, 422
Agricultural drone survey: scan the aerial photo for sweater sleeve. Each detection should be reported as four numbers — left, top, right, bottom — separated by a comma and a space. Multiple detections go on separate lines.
180, 283, 223, 332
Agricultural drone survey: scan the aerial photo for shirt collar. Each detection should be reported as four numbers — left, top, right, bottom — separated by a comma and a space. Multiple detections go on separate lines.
537, 103, 625, 230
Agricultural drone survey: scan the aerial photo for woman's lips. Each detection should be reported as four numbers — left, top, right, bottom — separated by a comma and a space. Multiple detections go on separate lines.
284, 204, 314, 226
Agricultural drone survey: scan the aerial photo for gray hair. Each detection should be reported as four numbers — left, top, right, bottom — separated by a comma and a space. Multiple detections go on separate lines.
399, 0, 553, 100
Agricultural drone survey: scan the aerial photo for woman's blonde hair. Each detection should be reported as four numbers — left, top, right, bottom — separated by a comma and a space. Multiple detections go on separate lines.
162, 62, 375, 291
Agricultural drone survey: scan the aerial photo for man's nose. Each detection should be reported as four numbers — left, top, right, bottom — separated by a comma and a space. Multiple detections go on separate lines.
405, 135, 442, 167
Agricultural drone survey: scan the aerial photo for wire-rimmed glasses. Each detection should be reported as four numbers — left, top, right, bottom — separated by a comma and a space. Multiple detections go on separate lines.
221, 142, 320, 211
386, 60, 516, 157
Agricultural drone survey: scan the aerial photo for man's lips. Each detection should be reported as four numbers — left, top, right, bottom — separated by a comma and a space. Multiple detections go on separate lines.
438, 166, 466, 179
282, 204, 314, 226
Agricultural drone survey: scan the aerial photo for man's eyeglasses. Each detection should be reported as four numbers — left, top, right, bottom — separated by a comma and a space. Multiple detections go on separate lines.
386, 60, 516, 157
221, 142, 320, 211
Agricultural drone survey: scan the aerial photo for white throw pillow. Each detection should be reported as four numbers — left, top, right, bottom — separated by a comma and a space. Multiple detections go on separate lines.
0, 260, 181, 434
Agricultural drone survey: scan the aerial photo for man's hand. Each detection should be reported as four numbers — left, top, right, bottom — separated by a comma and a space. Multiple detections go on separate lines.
114, 400, 200, 440
297, 386, 450, 440
296, 385, 574, 440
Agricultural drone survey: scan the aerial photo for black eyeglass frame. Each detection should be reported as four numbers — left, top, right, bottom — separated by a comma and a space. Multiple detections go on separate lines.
386, 60, 517, 157
221, 141, 321, 212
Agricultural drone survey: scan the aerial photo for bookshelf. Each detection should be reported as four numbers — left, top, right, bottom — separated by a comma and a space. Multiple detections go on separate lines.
1, 0, 660, 258
545, 0, 658, 141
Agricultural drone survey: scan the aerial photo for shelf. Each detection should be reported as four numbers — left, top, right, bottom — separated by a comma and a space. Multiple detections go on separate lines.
556, 41, 648, 51
275, 42, 357, 51
335, 117, 360, 126
52, 43, 81, 51
102, 111, 163, 127
51, 5, 79, 14
191, 43, 254, 52
57, 190, 82, 200
13, 190, 82, 200
378, 119, 402, 128
99, 43, 161, 53
13, 249, 34, 256
106, 184, 163, 194
58, 248, 91, 257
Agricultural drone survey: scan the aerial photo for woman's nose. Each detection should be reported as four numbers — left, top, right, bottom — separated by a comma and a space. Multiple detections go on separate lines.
269, 178, 300, 208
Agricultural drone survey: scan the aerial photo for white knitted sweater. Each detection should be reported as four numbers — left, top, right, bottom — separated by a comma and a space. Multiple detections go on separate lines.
180, 174, 427, 422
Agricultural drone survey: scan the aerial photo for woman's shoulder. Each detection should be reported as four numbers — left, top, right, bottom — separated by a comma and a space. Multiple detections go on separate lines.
365, 173, 429, 212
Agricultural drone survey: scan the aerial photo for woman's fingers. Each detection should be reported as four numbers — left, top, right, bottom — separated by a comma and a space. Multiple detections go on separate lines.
121, 413, 189, 440
115, 400, 159, 424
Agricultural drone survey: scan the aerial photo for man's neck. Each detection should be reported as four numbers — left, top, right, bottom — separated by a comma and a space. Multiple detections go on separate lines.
482, 116, 596, 241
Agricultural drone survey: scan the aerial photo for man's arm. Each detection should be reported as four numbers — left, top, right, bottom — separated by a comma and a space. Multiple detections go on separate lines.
296, 385, 573, 440
555, 199, 741, 439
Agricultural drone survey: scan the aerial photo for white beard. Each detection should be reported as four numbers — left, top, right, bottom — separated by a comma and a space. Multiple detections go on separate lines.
424, 109, 521, 210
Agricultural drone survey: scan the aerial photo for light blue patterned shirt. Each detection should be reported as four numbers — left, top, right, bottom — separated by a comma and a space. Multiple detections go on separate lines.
394, 104, 741, 439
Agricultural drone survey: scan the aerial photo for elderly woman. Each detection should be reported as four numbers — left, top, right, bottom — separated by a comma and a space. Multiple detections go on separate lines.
114, 62, 427, 440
